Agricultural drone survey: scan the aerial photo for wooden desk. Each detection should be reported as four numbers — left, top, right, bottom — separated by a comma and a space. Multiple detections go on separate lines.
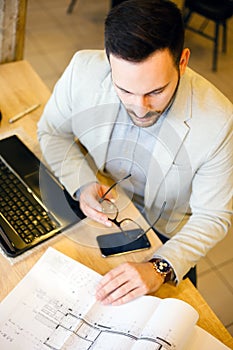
0, 60, 232, 348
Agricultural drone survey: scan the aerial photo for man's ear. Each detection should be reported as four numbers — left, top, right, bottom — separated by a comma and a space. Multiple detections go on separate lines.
179, 48, 190, 76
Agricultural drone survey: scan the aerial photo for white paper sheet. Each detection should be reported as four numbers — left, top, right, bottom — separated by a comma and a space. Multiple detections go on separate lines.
0, 247, 230, 350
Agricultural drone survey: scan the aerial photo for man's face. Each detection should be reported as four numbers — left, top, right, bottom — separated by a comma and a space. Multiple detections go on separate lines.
110, 49, 188, 128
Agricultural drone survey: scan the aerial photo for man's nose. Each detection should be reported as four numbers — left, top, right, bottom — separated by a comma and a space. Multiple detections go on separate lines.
132, 95, 151, 117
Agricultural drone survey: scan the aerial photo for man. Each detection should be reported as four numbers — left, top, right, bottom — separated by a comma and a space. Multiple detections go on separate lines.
38, 0, 233, 306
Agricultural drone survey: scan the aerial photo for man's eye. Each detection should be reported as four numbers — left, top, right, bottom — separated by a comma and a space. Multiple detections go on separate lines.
120, 89, 131, 94
150, 90, 163, 96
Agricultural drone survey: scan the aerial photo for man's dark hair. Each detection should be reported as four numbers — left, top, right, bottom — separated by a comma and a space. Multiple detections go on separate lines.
105, 0, 185, 67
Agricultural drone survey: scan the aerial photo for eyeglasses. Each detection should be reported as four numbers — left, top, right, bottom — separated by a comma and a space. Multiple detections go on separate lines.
99, 174, 166, 242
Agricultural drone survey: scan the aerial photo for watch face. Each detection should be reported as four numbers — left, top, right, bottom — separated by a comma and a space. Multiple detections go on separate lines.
156, 259, 171, 274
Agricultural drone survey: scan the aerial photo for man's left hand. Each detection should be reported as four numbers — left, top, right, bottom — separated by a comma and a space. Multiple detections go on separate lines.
95, 261, 164, 306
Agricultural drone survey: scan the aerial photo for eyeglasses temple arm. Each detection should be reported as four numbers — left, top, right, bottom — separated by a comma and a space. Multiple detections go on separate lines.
99, 173, 132, 203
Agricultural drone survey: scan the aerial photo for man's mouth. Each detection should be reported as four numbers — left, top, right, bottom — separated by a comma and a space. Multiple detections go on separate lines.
128, 110, 161, 120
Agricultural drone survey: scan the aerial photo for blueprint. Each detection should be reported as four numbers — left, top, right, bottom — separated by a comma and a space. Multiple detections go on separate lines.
0, 248, 229, 350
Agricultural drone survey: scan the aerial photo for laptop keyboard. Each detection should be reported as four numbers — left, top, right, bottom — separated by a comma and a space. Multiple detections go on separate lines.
0, 157, 59, 245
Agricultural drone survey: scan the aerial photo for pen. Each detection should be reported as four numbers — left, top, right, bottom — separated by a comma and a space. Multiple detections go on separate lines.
9, 103, 40, 124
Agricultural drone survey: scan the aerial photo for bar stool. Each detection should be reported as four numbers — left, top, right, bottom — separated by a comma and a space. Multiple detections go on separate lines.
183, 0, 233, 71
67, 0, 78, 14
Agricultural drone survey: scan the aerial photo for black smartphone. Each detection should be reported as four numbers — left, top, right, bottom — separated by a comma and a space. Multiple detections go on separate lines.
96, 230, 151, 257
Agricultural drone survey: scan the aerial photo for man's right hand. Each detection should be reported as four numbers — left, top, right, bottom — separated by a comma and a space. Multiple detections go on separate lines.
79, 182, 113, 227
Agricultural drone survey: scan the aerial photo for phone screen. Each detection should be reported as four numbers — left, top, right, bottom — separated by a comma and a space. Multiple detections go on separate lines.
96, 230, 151, 257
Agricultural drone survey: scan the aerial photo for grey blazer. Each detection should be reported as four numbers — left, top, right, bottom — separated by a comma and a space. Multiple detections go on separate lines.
38, 50, 233, 282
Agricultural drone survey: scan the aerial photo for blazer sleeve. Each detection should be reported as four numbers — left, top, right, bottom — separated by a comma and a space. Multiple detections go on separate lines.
37, 52, 99, 197
153, 114, 233, 283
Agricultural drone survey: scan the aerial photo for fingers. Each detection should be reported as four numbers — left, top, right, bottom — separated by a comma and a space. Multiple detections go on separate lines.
96, 262, 164, 306
79, 183, 112, 227
95, 263, 145, 306
81, 201, 111, 227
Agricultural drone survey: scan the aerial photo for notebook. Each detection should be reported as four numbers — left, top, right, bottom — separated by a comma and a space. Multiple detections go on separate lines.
0, 135, 84, 257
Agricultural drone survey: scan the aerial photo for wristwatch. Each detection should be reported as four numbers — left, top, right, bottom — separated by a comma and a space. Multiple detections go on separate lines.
150, 258, 173, 283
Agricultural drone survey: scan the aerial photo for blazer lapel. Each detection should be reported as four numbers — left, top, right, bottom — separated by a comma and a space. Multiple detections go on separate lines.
145, 74, 192, 208
145, 117, 190, 208
79, 72, 120, 171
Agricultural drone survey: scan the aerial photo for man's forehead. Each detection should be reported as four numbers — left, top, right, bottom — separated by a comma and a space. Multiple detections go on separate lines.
109, 51, 175, 95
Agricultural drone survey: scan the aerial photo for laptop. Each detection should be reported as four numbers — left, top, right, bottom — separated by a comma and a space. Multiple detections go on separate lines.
0, 135, 85, 257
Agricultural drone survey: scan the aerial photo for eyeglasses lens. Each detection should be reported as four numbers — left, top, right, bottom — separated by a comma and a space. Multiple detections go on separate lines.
120, 219, 144, 241
101, 200, 144, 241
101, 199, 118, 220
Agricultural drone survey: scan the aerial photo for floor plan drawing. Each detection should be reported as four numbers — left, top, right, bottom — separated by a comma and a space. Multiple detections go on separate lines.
40, 301, 174, 350
0, 248, 229, 350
